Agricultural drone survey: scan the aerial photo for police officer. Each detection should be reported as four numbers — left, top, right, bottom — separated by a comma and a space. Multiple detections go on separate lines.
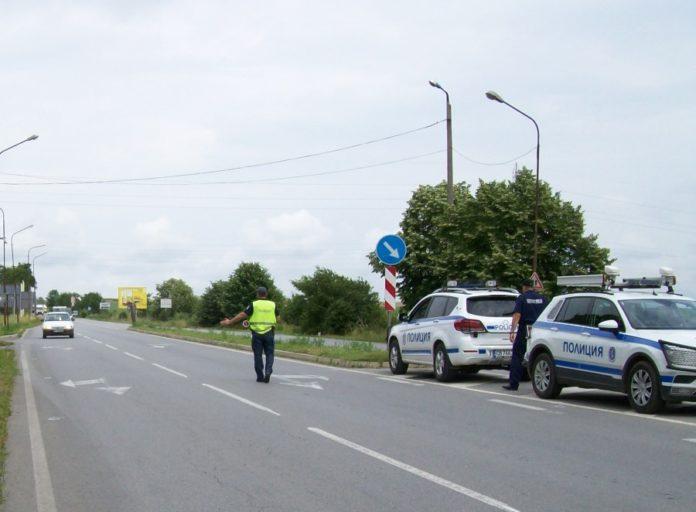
503, 278, 547, 391
220, 286, 278, 383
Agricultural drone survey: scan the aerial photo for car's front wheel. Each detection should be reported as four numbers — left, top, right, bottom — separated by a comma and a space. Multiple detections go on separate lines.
389, 340, 408, 375
627, 361, 665, 414
531, 353, 562, 399
433, 344, 454, 382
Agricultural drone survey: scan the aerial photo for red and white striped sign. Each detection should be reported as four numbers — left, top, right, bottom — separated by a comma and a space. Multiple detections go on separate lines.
384, 265, 397, 312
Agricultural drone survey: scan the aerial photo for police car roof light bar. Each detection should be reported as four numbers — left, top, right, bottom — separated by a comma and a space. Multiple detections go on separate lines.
556, 274, 605, 288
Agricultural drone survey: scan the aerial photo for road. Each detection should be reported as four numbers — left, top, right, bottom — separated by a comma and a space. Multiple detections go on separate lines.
5, 319, 696, 511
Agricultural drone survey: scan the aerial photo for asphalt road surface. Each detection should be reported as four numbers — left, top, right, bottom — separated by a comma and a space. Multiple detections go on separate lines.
5, 319, 696, 512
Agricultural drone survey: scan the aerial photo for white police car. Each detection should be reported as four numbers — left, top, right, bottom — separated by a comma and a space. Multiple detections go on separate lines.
527, 267, 696, 413
388, 281, 519, 381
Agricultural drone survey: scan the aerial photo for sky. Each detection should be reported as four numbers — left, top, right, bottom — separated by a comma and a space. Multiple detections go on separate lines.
1, 1, 695, 302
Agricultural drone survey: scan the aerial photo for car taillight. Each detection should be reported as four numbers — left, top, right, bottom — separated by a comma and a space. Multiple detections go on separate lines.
454, 318, 487, 333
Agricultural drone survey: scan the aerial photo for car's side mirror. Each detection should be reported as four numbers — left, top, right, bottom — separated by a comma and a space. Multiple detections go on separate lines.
398, 312, 408, 322
598, 319, 620, 334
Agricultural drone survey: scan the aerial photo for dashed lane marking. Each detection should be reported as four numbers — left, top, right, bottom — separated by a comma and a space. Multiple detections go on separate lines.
152, 363, 188, 378
202, 383, 280, 416
105, 344, 118, 351
377, 377, 425, 387
489, 399, 547, 412
124, 352, 144, 361
308, 427, 519, 512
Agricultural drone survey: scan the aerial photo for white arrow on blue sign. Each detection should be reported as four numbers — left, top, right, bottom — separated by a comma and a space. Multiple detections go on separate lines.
376, 234, 407, 265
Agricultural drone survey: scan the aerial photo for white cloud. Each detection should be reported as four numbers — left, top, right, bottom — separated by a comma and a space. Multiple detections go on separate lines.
243, 210, 330, 255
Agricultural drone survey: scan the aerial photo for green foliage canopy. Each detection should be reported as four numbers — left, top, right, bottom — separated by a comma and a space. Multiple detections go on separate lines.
197, 280, 227, 326
221, 262, 284, 317
370, 170, 612, 308
284, 267, 382, 335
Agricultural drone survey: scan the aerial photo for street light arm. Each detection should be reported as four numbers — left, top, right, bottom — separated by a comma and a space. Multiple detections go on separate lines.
0, 135, 39, 157
501, 100, 539, 144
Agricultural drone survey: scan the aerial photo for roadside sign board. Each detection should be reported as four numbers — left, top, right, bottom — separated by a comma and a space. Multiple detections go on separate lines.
117, 287, 148, 310
99, 302, 111, 310
376, 234, 407, 266
160, 298, 172, 309
530, 272, 544, 291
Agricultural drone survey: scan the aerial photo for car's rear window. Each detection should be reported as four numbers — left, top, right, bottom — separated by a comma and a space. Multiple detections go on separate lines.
45, 313, 70, 321
466, 296, 516, 317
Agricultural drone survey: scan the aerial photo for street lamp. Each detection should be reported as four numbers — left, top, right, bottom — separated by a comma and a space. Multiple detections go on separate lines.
429, 81, 454, 205
32, 251, 47, 316
0, 134, 39, 157
27, 244, 46, 316
485, 91, 541, 274
10, 224, 33, 319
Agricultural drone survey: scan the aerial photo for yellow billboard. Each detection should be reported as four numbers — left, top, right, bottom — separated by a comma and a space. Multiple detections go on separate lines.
117, 287, 148, 310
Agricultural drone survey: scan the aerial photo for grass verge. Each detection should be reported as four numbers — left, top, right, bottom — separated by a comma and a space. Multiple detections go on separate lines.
0, 346, 17, 504
131, 322, 388, 367
1, 318, 41, 338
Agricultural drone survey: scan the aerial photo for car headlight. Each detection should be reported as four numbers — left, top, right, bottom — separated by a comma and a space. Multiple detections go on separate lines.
661, 341, 696, 371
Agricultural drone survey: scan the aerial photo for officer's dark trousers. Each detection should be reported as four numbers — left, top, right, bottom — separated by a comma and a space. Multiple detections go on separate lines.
251, 330, 275, 379
509, 335, 527, 389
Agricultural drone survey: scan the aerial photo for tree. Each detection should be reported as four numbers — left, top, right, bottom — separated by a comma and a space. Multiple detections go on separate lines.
0, 263, 35, 288
79, 292, 103, 315
46, 289, 79, 309
152, 278, 197, 318
370, 170, 612, 308
197, 280, 227, 326
221, 262, 284, 317
284, 267, 382, 335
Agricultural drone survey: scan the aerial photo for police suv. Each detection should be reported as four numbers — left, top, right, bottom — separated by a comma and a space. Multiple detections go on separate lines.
527, 267, 696, 413
388, 281, 519, 381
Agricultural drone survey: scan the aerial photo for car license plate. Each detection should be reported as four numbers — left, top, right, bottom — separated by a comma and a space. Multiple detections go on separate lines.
54, 327, 63, 332
490, 349, 511, 359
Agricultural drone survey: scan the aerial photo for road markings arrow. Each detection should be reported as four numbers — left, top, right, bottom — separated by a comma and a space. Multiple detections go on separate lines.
60, 378, 106, 388
382, 241, 399, 258
96, 386, 131, 396
274, 374, 329, 390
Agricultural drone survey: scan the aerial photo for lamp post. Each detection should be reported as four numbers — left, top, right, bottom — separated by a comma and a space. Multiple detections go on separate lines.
10, 224, 33, 320
485, 91, 541, 275
27, 244, 46, 316
0, 208, 5, 326
32, 251, 47, 316
429, 81, 454, 205
0, 135, 39, 324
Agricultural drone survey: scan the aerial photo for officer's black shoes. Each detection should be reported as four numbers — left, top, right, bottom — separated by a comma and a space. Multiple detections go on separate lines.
502, 384, 518, 391
263, 374, 271, 383
256, 377, 264, 382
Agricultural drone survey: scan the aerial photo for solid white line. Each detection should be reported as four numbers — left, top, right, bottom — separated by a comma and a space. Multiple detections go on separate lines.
684, 438, 696, 444
105, 344, 118, 351
124, 352, 144, 361
20, 350, 58, 512
124, 328, 696, 428
202, 383, 280, 416
152, 363, 187, 378
377, 377, 425, 387
308, 427, 519, 512
489, 399, 547, 412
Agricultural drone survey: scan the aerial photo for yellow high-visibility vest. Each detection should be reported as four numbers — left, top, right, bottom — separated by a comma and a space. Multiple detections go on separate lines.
248, 299, 276, 334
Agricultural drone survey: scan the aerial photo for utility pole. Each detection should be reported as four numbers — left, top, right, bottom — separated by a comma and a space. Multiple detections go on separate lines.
429, 81, 454, 204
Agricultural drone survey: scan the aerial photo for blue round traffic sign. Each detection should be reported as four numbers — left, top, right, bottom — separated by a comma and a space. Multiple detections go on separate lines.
376, 234, 407, 265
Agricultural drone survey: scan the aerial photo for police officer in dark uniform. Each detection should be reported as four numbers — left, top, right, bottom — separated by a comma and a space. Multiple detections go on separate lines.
220, 286, 278, 383
503, 278, 547, 391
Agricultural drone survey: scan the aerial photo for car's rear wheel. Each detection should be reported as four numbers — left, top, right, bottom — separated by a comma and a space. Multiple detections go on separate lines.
69, 333, 74, 338
389, 341, 408, 375
627, 361, 665, 414
531, 353, 562, 399
433, 344, 454, 382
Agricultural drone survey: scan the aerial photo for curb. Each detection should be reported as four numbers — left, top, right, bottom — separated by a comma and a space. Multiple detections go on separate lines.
129, 328, 389, 369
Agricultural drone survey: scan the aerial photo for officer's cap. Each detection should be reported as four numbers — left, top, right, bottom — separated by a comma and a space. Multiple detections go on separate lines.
256, 286, 268, 296
521, 278, 535, 288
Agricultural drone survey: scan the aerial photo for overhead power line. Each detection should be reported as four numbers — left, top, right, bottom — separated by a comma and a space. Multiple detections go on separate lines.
453, 146, 536, 166
0, 119, 444, 186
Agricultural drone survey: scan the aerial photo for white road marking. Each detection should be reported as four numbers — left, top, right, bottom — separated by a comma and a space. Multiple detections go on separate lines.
105, 344, 118, 351
47, 417, 62, 422
489, 399, 547, 411
152, 363, 188, 378
308, 427, 519, 512
378, 377, 425, 387
96, 386, 131, 396
683, 438, 696, 444
274, 374, 328, 389
124, 352, 144, 361
202, 383, 280, 416
20, 350, 58, 512
40, 346, 73, 351
128, 329, 696, 428
60, 378, 106, 388
151, 344, 167, 349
